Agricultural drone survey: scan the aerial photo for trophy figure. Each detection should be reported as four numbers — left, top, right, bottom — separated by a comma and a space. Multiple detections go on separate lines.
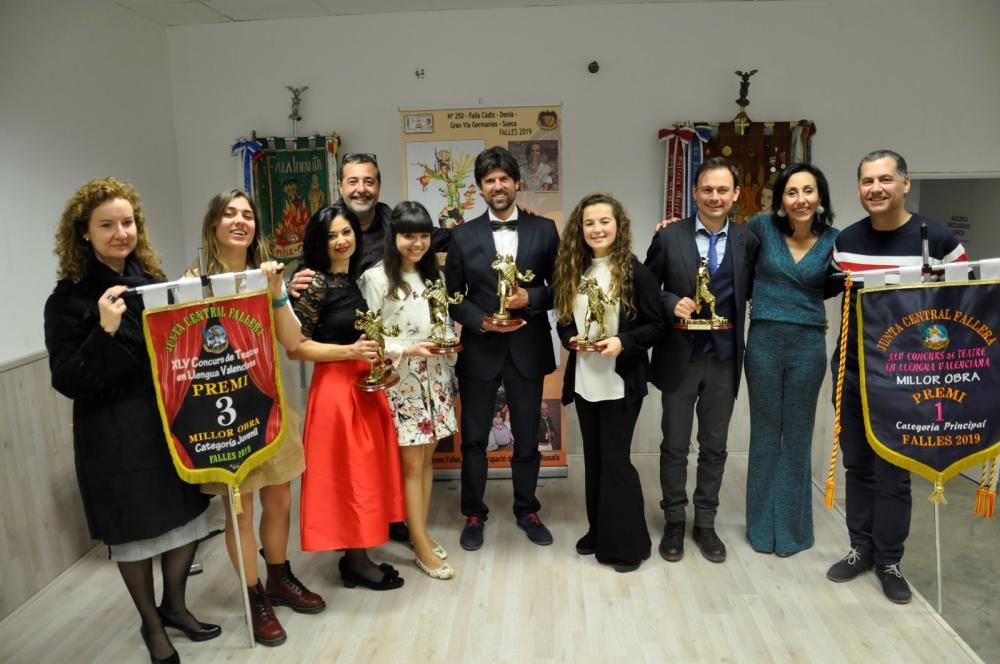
674, 257, 733, 331
422, 278, 464, 354
353, 309, 401, 391
486, 253, 534, 329
570, 276, 617, 352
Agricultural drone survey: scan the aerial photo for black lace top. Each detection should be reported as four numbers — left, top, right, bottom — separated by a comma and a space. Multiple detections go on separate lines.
293, 271, 369, 344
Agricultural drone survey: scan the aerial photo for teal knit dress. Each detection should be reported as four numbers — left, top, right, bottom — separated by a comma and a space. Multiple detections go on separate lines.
744, 214, 838, 554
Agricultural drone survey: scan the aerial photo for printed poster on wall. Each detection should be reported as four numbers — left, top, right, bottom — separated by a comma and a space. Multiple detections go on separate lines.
400, 105, 566, 472
142, 291, 286, 487
857, 280, 1000, 496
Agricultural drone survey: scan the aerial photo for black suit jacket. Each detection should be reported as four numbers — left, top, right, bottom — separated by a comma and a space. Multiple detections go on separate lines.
444, 208, 559, 380
557, 257, 664, 406
644, 216, 759, 394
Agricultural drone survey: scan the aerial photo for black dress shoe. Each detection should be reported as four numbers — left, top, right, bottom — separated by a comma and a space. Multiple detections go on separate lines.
575, 533, 596, 556
516, 513, 553, 545
460, 516, 485, 551
658, 522, 685, 562
691, 526, 726, 563
157, 607, 222, 642
613, 562, 640, 573
388, 521, 410, 543
140, 626, 179, 664
338, 557, 404, 591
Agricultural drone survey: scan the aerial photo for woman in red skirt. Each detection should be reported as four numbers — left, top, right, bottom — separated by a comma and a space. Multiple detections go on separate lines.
291, 201, 406, 590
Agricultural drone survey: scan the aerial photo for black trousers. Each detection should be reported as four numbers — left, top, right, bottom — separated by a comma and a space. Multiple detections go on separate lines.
576, 394, 650, 565
840, 371, 911, 565
459, 355, 543, 520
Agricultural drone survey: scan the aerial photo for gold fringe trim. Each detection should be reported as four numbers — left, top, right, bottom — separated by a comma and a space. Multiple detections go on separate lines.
975, 457, 998, 518
826, 272, 853, 509
928, 478, 948, 505
233, 486, 243, 515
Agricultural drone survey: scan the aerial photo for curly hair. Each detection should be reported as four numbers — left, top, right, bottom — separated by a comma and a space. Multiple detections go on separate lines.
55, 177, 163, 283
195, 189, 271, 275
553, 193, 635, 325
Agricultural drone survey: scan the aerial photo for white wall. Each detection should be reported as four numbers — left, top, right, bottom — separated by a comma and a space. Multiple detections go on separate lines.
165, 0, 1000, 456
0, 0, 183, 366
917, 178, 1000, 261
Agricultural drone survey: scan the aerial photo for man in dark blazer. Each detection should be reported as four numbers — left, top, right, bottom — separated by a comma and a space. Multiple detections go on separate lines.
645, 157, 759, 564
445, 146, 560, 551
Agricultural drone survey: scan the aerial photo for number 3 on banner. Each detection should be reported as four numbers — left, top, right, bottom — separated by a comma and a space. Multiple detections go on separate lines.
217, 396, 237, 426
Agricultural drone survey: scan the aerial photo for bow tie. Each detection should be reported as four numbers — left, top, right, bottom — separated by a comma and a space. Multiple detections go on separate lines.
490, 219, 518, 232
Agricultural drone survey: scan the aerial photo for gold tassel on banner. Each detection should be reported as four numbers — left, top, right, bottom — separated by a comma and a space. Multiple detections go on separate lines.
928, 478, 948, 505
826, 273, 853, 509
975, 457, 997, 519
233, 486, 244, 515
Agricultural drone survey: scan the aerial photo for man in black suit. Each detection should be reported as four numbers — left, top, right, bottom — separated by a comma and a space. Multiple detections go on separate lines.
645, 157, 759, 564
445, 146, 560, 551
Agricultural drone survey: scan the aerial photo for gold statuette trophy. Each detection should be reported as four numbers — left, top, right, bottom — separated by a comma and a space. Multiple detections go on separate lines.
570, 275, 617, 352
674, 256, 733, 331
486, 253, 534, 330
422, 278, 464, 354
353, 309, 402, 391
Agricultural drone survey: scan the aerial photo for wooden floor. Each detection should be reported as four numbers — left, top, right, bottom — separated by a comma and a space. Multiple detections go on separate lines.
0, 455, 982, 664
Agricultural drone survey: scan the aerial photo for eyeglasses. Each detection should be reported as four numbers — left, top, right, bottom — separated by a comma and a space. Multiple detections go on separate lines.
341, 153, 378, 166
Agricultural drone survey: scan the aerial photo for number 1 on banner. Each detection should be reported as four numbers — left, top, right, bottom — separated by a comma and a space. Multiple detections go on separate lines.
934, 401, 943, 422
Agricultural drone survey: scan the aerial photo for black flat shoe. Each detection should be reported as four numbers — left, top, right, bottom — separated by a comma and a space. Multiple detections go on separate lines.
157, 607, 222, 642
338, 557, 404, 591
140, 626, 180, 664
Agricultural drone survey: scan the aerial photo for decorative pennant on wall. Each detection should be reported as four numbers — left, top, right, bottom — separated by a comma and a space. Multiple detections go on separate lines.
233, 134, 339, 264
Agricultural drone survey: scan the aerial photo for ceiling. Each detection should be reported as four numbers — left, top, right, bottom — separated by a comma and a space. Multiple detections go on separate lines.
112, 0, 757, 26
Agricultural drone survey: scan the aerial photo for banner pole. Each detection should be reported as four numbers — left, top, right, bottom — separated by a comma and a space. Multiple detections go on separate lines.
228, 486, 256, 648
934, 501, 943, 614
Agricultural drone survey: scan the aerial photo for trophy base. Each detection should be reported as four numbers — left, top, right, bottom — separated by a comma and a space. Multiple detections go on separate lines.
355, 370, 401, 392
674, 318, 733, 331
569, 339, 603, 353
485, 315, 526, 331
428, 340, 463, 354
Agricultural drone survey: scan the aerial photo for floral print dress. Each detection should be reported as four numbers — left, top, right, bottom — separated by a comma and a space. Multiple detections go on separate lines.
359, 265, 459, 446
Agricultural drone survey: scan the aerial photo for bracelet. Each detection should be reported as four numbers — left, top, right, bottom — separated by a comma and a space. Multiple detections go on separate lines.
271, 293, 289, 309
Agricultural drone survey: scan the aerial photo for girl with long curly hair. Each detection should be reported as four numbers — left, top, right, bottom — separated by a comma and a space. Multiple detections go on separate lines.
553, 193, 664, 572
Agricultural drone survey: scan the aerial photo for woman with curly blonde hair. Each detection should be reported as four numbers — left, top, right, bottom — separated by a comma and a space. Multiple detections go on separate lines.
45, 177, 219, 663
553, 192, 664, 572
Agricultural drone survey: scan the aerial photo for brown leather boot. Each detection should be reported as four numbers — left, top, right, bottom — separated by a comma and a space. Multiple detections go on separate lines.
248, 580, 287, 646
264, 556, 326, 614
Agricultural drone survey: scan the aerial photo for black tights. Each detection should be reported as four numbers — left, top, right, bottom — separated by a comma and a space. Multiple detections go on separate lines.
342, 548, 387, 582
117, 540, 199, 660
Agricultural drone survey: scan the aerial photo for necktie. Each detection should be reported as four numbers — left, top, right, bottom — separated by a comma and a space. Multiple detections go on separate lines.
490, 219, 518, 232
707, 232, 719, 276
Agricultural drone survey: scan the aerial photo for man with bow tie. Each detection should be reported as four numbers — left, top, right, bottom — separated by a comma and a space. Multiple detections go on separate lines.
444, 146, 560, 551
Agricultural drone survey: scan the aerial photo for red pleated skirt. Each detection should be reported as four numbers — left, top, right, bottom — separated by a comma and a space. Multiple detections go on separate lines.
300, 360, 405, 551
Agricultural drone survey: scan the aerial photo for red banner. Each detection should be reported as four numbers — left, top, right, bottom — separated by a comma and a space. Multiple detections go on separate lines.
142, 291, 286, 486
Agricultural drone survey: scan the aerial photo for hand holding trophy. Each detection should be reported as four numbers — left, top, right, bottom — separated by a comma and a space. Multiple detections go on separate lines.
485, 253, 534, 331
353, 309, 402, 391
570, 275, 617, 352
674, 256, 732, 331
422, 278, 464, 354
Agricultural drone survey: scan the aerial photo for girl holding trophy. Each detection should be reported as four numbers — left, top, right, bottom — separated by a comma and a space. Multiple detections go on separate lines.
359, 201, 459, 580
553, 193, 664, 573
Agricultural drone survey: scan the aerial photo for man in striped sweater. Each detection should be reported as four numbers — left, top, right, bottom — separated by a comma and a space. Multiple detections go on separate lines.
826, 149, 966, 604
